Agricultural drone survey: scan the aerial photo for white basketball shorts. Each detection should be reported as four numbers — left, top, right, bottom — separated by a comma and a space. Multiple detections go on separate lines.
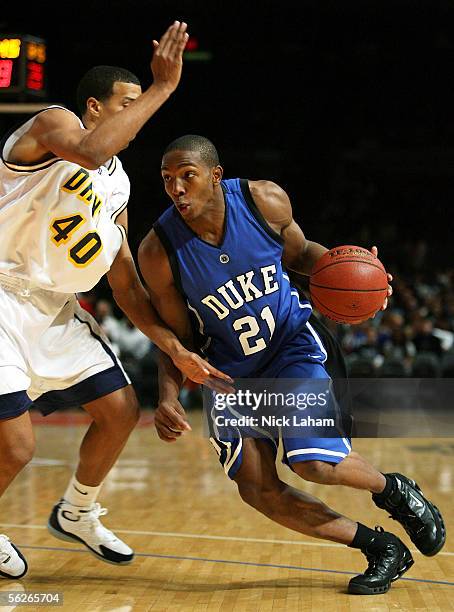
0, 274, 130, 419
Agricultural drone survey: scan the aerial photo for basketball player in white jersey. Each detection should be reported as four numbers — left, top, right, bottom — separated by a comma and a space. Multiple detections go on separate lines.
0, 21, 232, 579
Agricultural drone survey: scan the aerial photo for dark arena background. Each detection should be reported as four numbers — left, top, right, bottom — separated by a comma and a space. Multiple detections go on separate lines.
0, 1, 453, 610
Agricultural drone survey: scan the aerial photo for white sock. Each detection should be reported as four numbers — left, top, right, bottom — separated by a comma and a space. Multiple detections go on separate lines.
63, 475, 102, 507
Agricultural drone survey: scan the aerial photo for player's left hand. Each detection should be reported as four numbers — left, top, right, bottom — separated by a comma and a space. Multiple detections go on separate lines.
172, 349, 235, 393
370, 245, 393, 310
151, 21, 189, 94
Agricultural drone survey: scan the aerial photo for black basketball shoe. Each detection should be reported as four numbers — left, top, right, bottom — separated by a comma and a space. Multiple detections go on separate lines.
348, 527, 414, 595
372, 473, 446, 556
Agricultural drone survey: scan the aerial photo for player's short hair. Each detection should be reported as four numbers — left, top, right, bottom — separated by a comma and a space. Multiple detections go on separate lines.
163, 135, 220, 167
76, 65, 140, 116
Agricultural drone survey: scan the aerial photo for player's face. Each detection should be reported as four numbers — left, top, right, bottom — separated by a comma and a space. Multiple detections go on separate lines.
161, 150, 219, 222
97, 81, 142, 147
101, 81, 142, 116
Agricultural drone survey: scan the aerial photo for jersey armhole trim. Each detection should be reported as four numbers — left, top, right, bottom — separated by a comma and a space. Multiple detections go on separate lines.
239, 178, 284, 246
2, 157, 62, 172
115, 224, 127, 243
107, 157, 117, 175
111, 200, 128, 222
0, 105, 76, 171
153, 221, 186, 298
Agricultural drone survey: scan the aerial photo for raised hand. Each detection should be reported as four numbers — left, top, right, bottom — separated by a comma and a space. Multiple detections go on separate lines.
151, 21, 189, 94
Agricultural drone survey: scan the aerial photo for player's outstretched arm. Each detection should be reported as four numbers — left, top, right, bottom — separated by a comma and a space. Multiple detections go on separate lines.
107, 239, 187, 364
108, 239, 229, 387
30, 21, 189, 169
137, 229, 234, 390
155, 349, 192, 442
248, 180, 328, 275
137, 229, 234, 441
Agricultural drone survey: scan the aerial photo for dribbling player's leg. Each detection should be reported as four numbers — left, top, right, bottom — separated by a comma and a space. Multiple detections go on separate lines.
0, 412, 34, 579
47, 385, 140, 565
305, 314, 446, 556
235, 439, 357, 543
234, 438, 413, 595
292, 452, 386, 491
292, 454, 446, 556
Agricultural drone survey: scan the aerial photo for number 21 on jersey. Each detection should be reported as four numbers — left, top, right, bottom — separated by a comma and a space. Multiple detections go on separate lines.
233, 305, 276, 355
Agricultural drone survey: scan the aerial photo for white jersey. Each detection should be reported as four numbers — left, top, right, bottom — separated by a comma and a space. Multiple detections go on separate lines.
0, 106, 129, 293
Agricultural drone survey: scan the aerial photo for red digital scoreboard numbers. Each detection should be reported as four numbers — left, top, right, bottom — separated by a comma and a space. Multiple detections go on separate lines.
0, 35, 47, 99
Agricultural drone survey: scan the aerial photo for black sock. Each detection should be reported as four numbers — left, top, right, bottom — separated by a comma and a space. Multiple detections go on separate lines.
348, 523, 383, 550
373, 473, 396, 501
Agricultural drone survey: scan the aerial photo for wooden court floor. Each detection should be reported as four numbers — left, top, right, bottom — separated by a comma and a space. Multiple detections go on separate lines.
0, 408, 452, 611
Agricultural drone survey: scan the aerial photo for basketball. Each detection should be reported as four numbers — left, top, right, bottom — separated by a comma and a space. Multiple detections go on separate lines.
309, 245, 388, 324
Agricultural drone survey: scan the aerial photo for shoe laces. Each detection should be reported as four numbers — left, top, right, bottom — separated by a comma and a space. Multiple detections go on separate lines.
0, 534, 13, 564
364, 526, 393, 576
63, 502, 117, 542
86, 502, 108, 522
388, 508, 425, 535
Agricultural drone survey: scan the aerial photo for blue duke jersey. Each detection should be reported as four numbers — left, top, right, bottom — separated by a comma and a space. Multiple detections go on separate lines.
155, 178, 326, 377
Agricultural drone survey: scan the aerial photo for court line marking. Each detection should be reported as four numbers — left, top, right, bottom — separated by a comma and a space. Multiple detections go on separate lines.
15, 544, 454, 587
1, 523, 453, 557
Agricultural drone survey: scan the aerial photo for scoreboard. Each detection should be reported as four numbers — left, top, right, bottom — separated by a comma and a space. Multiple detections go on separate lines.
0, 35, 47, 99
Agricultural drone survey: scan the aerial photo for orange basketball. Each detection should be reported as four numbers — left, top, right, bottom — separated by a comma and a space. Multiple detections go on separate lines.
309, 246, 388, 324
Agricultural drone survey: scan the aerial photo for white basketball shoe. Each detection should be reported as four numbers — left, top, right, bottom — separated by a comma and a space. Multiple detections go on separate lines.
0, 535, 27, 579
47, 501, 134, 565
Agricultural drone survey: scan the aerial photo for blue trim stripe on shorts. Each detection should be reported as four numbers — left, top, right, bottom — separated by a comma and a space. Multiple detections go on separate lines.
209, 436, 244, 479
0, 390, 33, 420
33, 365, 129, 415
283, 436, 352, 467
0, 313, 129, 419
74, 312, 119, 365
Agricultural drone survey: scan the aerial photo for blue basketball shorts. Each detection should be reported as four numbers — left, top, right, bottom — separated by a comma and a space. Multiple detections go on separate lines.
208, 325, 352, 479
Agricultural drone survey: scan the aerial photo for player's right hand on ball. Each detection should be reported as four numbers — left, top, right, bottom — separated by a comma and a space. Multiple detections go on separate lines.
151, 21, 189, 94
154, 400, 191, 442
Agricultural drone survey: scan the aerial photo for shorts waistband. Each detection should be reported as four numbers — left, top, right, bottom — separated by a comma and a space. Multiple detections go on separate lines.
0, 273, 68, 299
0, 273, 38, 296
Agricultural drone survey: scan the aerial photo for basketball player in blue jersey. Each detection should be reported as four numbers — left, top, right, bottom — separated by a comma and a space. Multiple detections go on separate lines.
0, 26, 232, 580
138, 135, 446, 595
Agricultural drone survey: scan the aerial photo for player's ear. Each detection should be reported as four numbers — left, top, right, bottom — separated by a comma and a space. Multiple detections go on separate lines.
86, 96, 102, 118
212, 165, 223, 185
